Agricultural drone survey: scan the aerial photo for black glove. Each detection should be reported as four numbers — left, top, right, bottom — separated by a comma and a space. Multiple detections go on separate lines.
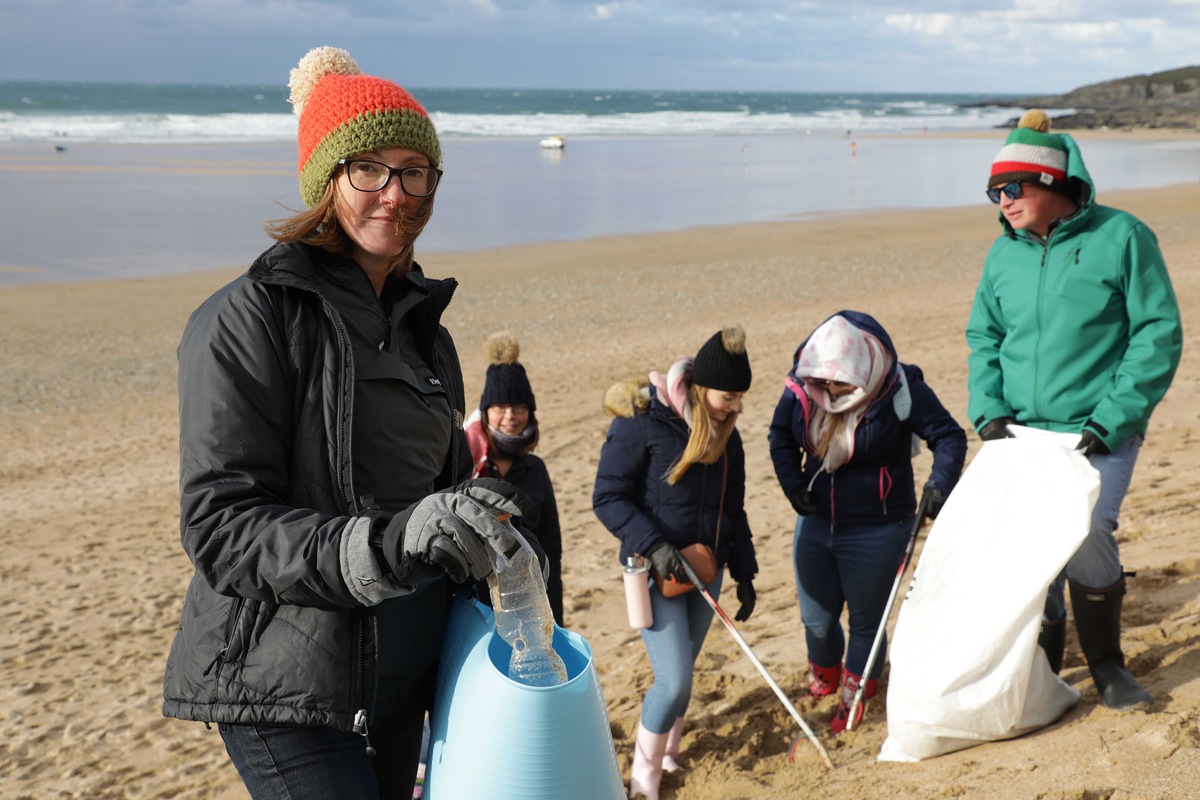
647, 541, 686, 584
1075, 430, 1111, 458
734, 581, 757, 622
921, 481, 947, 519
378, 479, 530, 584
978, 417, 1016, 441
787, 487, 818, 516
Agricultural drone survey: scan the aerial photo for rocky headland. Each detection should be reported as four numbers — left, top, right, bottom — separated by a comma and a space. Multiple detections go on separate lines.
971, 65, 1200, 130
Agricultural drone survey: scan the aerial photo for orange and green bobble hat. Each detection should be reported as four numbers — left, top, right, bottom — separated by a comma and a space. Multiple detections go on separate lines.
288, 46, 442, 208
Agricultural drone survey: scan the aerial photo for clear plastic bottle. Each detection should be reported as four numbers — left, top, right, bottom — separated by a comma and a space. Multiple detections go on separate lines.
487, 525, 568, 687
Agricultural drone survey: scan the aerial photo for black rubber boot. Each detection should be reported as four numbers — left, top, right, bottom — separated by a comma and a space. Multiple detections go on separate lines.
1069, 577, 1152, 710
1037, 618, 1066, 675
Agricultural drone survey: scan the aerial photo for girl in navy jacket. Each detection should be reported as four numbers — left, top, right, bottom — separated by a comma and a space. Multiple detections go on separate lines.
594, 326, 757, 800
768, 310, 966, 733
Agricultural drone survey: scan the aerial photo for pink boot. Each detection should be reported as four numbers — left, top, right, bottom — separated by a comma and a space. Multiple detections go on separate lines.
630, 721, 669, 800
830, 671, 879, 734
662, 717, 685, 773
804, 659, 843, 698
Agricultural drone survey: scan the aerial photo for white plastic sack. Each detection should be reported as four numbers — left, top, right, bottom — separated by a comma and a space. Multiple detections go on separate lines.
878, 430, 1100, 762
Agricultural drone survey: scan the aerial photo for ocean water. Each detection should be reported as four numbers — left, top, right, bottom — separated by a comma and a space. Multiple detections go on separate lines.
2, 82, 1199, 285
0, 81, 1023, 143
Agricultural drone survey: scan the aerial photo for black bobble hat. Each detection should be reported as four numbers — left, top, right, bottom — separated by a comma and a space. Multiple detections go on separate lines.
480, 331, 536, 411
691, 325, 751, 392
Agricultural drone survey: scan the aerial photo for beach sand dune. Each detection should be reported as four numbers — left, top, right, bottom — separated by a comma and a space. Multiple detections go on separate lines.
1, 183, 1197, 799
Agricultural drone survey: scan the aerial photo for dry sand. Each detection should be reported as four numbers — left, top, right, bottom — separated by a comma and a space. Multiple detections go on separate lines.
2, 180, 1198, 799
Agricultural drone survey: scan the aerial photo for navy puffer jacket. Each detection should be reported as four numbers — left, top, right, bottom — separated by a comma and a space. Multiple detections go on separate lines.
593, 379, 757, 583
768, 311, 966, 527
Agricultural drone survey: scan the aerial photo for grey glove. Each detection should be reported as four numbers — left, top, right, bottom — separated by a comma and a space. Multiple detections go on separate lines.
379, 479, 529, 584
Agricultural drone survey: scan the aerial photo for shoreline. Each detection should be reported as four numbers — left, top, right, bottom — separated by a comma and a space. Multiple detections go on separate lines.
3, 129, 1200, 288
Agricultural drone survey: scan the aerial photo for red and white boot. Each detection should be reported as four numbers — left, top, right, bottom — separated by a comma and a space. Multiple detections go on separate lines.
804, 659, 843, 699
630, 721, 669, 800
830, 670, 878, 734
662, 717, 685, 773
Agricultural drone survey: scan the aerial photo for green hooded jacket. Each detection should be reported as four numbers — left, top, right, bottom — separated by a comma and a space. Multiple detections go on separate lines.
966, 135, 1183, 450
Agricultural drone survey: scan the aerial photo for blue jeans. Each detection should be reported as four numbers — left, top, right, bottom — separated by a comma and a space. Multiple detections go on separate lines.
793, 515, 911, 678
639, 570, 724, 733
219, 706, 426, 800
1044, 434, 1142, 621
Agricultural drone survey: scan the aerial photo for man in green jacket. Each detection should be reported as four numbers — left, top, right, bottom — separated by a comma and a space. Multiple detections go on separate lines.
966, 110, 1182, 710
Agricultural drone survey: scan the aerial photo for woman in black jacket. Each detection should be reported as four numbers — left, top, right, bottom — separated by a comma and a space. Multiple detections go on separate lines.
162, 47, 531, 800
465, 331, 564, 625
593, 326, 758, 800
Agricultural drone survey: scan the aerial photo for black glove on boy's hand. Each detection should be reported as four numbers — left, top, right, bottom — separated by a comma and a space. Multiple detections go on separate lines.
377, 479, 530, 584
734, 581, 756, 622
978, 417, 1016, 441
1075, 430, 1111, 458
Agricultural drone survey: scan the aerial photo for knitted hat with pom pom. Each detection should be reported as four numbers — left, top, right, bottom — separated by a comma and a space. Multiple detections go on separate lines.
480, 331, 536, 412
288, 46, 441, 208
988, 109, 1070, 193
692, 325, 752, 392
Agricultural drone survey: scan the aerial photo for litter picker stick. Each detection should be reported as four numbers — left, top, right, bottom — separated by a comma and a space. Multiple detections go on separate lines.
845, 490, 933, 732
676, 557, 834, 769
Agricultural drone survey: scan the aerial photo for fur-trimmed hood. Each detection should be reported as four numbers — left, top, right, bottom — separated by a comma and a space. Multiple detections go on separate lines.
603, 374, 652, 419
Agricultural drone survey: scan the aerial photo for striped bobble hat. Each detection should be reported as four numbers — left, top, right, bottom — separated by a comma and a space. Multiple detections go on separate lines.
288, 46, 441, 208
989, 109, 1069, 192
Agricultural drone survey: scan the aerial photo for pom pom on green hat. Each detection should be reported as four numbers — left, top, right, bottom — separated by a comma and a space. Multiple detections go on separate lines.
989, 109, 1069, 192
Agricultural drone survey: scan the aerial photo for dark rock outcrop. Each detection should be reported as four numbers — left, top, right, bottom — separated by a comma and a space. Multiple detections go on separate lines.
971, 66, 1200, 130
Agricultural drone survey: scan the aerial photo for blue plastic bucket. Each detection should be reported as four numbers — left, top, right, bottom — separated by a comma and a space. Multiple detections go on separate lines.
426, 594, 626, 799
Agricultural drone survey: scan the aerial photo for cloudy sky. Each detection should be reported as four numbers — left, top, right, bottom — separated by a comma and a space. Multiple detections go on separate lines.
2, 0, 1197, 94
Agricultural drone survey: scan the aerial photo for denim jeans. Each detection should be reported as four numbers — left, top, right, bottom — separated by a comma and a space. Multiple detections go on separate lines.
638, 570, 724, 733
219, 705, 426, 800
1044, 434, 1142, 621
793, 514, 911, 678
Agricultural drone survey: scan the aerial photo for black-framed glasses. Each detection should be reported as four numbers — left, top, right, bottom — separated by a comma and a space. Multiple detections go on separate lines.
986, 181, 1025, 204
338, 158, 442, 197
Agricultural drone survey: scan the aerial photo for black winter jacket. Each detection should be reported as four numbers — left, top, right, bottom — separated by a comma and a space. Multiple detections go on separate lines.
162, 242, 470, 731
593, 382, 757, 583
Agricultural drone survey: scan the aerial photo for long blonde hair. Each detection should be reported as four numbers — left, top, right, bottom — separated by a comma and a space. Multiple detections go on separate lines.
666, 383, 737, 485
263, 170, 434, 276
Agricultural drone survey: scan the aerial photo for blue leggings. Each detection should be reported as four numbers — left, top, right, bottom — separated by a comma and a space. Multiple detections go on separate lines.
638, 571, 724, 733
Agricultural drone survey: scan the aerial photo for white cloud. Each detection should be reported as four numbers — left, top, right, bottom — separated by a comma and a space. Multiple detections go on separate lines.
590, 2, 620, 21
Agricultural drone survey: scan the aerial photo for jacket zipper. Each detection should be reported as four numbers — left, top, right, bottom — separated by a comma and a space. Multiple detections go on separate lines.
318, 293, 374, 745
351, 614, 375, 756
202, 597, 246, 682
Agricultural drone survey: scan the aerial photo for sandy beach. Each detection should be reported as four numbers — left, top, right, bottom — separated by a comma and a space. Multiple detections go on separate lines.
1, 161, 1198, 797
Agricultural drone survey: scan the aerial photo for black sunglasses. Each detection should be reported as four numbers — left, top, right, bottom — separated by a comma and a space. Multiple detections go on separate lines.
986, 181, 1025, 204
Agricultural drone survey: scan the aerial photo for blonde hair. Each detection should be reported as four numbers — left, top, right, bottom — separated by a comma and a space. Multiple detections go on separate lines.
666, 383, 737, 485
264, 168, 434, 276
